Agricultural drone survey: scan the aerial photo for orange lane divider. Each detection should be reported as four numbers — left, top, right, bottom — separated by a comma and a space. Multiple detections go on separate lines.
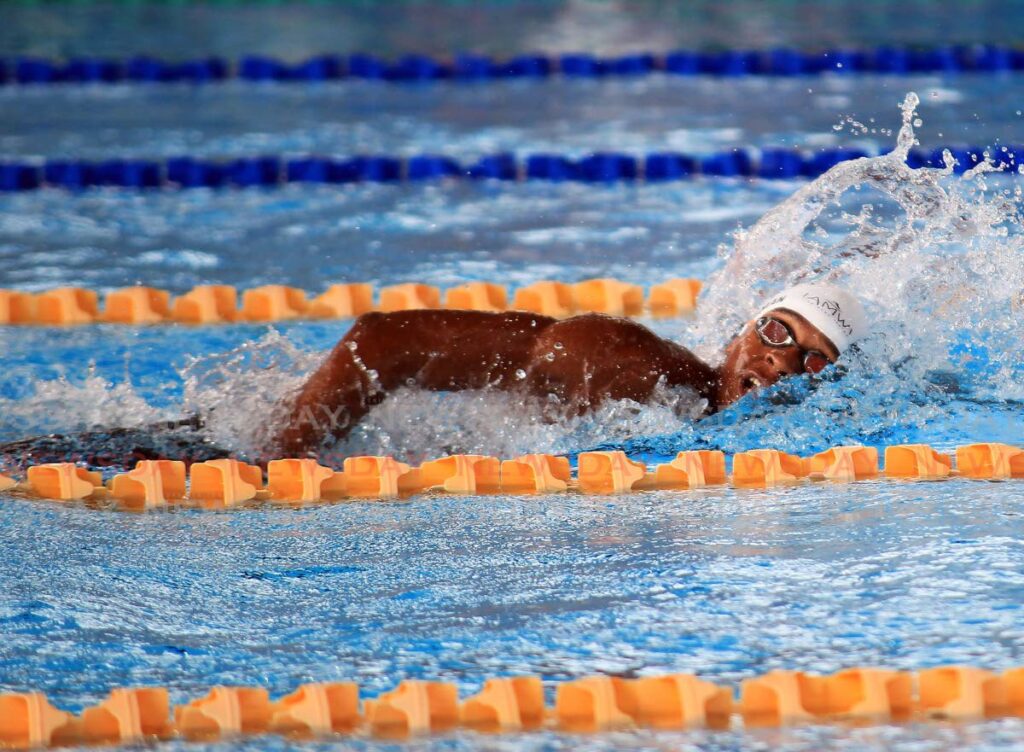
883, 444, 952, 479
240, 285, 308, 322
188, 459, 265, 506
511, 281, 575, 317
0, 279, 709, 326
364, 681, 459, 738
654, 450, 726, 489
174, 687, 272, 741
35, 287, 98, 325
108, 460, 186, 509
0, 290, 36, 325
7, 666, 1024, 747
0, 692, 79, 748
616, 675, 733, 729
269, 683, 361, 738
807, 445, 879, 482
80, 688, 174, 745
308, 283, 375, 319
6, 443, 1024, 510
100, 286, 171, 324
500, 454, 571, 493
460, 678, 545, 733
171, 285, 239, 324
444, 282, 508, 312
576, 451, 646, 494
741, 669, 912, 726
956, 442, 1024, 480
342, 456, 421, 499
917, 666, 1009, 719
571, 278, 644, 316
648, 278, 702, 317
267, 458, 346, 502
420, 455, 501, 494
379, 283, 441, 312
25, 463, 101, 500
555, 676, 633, 732
732, 449, 807, 488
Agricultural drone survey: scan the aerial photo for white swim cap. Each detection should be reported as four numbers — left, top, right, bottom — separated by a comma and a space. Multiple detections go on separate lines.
756, 283, 869, 353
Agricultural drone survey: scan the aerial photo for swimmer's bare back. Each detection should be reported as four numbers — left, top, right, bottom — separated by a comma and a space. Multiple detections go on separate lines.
271, 310, 721, 456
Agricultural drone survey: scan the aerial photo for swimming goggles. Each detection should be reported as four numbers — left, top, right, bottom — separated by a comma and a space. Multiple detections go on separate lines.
755, 316, 832, 375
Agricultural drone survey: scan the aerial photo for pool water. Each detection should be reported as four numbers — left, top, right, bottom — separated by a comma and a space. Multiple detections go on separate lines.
3, 2, 1024, 749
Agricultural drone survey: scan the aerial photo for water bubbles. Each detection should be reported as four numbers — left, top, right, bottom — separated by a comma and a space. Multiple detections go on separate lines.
913, 118, 923, 127
544, 352, 556, 362
405, 377, 417, 387
514, 368, 527, 380
553, 342, 564, 350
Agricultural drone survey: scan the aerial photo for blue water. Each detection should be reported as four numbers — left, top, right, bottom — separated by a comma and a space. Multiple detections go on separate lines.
4, 3, 1024, 749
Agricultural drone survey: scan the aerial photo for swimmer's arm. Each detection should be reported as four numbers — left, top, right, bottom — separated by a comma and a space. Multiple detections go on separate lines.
267, 310, 555, 456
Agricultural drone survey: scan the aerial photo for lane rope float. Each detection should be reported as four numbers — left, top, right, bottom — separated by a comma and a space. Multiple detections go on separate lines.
2, 664, 1022, 747
2, 443, 1020, 510
0, 145, 1016, 192
0, 279, 702, 325
4, 45, 1024, 86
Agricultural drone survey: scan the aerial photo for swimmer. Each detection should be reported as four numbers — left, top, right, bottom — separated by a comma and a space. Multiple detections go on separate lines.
270, 283, 868, 456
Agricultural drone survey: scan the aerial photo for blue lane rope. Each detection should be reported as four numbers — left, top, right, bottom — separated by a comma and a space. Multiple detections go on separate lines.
0, 146, 1013, 191
3, 46, 1024, 86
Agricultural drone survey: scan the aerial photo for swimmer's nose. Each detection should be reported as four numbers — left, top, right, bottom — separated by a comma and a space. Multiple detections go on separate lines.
764, 352, 796, 379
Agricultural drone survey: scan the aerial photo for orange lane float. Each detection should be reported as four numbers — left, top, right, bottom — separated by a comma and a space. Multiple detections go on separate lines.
571, 278, 644, 317
269, 683, 361, 738
732, 449, 807, 488
956, 442, 1024, 480
654, 450, 726, 489
80, 688, 174, 745
460, 678, 545, 733
884, 444, 952, 479
174, 687, 272, 741
364, 681, 459, 738
741, 668, 913, 726
576, 451, 646, 494
917, 666, 1007, 719
807, 445, 879, 482
648, 278, 702, 317
26, 463, 101, 500
443, 282, 508, 312
500, 454, 571, 493
33, 287, 98, 325
341, 456, 421, 499
8, 665, 1024, 747
108, 460, 186, 509
171, 285, 239, 324
615, 675, 733, 729
100, 286, 171, 324
308, 283, 375, 319
267, 458, 346, 502
511, 281, 575, 317
378, 283, 441, 312
0, 692, 79, 748
240, 285, 309, 322
419, 454, 501, 494
188, 459, 264, 506
0, 290, 34, 325
555, 676, 633, 732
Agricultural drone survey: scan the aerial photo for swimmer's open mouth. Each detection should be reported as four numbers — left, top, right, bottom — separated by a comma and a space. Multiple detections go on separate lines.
740, 371, 768, 394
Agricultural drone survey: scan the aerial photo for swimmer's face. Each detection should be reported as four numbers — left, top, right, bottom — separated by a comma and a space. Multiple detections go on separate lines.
717, 309, 840, 407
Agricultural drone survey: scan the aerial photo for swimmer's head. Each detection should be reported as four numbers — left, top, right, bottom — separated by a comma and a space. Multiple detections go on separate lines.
717, 283, 869, 406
